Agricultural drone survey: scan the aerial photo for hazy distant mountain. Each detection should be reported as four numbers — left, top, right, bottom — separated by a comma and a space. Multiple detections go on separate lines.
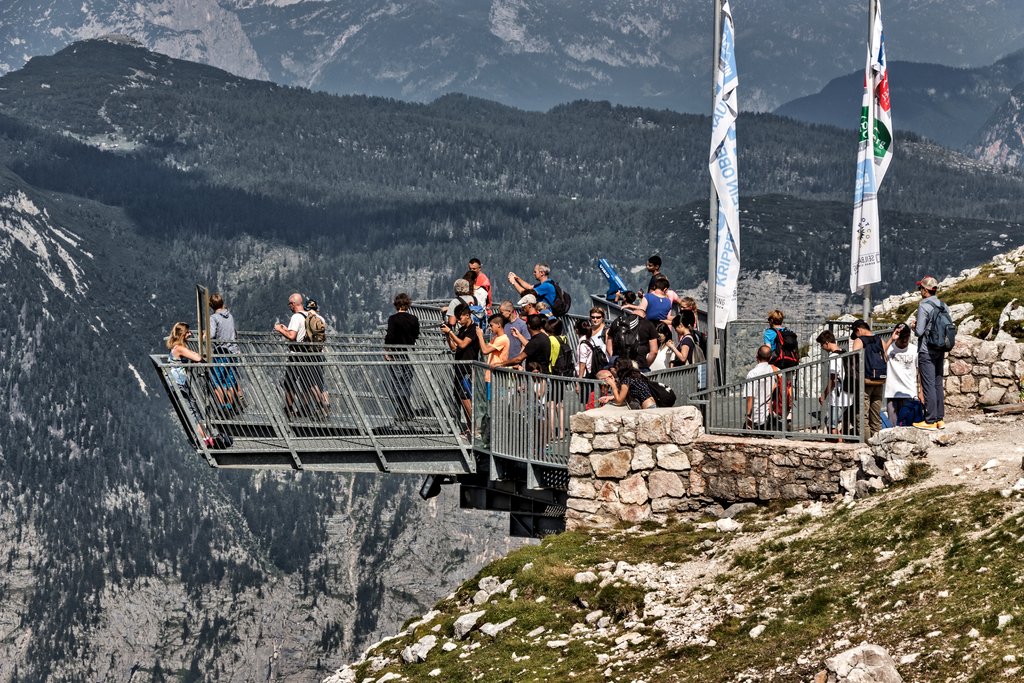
975, 83, 1024, 170
775, 49, 1024, 151
3, 0, 1024, 112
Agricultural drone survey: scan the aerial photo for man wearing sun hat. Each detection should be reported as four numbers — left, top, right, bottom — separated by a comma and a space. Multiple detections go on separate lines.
913, 275, 949, 430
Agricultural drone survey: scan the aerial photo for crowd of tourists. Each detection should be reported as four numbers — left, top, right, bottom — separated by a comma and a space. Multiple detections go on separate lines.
164, 254, 954, 445
740, 275, 954, 438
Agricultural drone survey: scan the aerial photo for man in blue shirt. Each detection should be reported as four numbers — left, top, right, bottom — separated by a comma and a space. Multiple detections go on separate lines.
508, 263, 556, 307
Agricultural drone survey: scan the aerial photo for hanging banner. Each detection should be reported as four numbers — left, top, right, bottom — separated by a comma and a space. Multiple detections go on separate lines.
850, 0, 893, 293
709, 0, 740, 329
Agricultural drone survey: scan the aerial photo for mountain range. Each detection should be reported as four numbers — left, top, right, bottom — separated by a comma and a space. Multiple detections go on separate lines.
3, 0, 1024, 115
775, 48, 1024, 160
0, 38, 1023, 679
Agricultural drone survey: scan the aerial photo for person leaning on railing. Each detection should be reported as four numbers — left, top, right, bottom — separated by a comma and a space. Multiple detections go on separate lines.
166, 321, 214, 447
599, 358, 656, 410
440, 302, 480, 437
742, 345, 783, 430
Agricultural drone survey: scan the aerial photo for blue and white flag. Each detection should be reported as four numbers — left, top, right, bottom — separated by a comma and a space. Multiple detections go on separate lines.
709, 0, 740, 329
850, 0, 893, 293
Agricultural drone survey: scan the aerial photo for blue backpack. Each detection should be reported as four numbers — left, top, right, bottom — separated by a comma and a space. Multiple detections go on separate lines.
897, 400, 925, 427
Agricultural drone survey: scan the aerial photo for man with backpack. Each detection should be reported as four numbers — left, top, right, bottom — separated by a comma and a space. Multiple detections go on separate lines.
508, 263, 572, 316
608, 311, 658, 372
274, 293, 328, 418
914, 275, 955, 430
850, 319, 886, 439
763, 309, 800, 368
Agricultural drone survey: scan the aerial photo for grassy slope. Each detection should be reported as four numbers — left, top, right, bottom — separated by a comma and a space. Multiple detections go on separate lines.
877, 262, 1024, 341
352, 476, 1024, 682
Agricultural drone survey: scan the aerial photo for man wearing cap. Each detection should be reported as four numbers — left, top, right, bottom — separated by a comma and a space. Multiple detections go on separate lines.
499, 300, 530, 365
913, 275, 948, 430
508, 263, 556, 308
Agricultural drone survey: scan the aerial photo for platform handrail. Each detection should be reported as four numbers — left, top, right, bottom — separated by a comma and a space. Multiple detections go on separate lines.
690, 348, 866, 442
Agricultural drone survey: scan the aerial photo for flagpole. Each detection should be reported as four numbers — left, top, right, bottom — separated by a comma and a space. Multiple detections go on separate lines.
707, 0, 722, 394
862, 0, 877, 324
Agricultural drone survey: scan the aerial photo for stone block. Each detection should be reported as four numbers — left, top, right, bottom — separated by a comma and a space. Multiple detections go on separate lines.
592, 414, 622, 434
631, 444, 655, 471
569, 434, 593, 455
592, 433, 621, 450
980, 387, 1007, 406
859, 451, 885, 478
636, 413, 670, 443
567, 497, 602, 514
620, 430, 637, 446
769, 452, 802, 468
619, 413, 640, 432
706, 476, 738, 500
949, 359, 971, 376
618, 474, 650, 505
669, 407, 705, 444
992, 361, 1015, 378
591, 449, 632, 478
722, 451, 748, 474
977, 341, 1001, 364
689, 471, 706, 496
613, 503, 652, 524
757, 478, 781, 500
960, 374, 978, 393
884, 459, 909, 482
979, 377, 992, 394
568, 454, 593, 477
946, 393, 977, 408
807, 479, 839, 495
569, 413, 595, 433
1002, 342, 1022, 363
949, 339, 976, 358
993, 377, 1015, 387
657, 446, 691, 471
750, 456, 768, 476
568, 478, 597, 500
781, 483, 808, 499
972, 364, 990, 376
648, 470, 687, 498
565, 509, 619, 531
737, 476, 758, 499
651, 497, 684, 514
596, 481, 618, 502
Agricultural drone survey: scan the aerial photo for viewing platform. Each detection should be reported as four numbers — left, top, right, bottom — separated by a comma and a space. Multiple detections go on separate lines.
152, 293, 886, 535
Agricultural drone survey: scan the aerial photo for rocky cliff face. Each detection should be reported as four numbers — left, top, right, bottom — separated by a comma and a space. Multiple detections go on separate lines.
0, 172, 526, 681
974, 84, 1024, 170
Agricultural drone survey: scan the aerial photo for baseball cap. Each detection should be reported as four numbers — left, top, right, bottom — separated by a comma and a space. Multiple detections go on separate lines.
516, 293, 537, 307
915, 276, 939, 290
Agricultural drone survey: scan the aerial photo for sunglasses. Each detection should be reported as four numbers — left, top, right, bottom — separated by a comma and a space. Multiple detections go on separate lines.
590, 316, 604, 320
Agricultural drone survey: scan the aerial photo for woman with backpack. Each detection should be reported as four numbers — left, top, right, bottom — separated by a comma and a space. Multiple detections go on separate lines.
624, 275, 673, 322
668, 313, 703, 367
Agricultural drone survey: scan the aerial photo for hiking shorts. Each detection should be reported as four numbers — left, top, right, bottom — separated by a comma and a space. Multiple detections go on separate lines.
210, 356, 237, 389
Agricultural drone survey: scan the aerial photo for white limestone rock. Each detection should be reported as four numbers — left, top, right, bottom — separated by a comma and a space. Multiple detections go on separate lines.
824, 643, 904, 683
401, 634, 437, 663
480, 617, 517, 638
453, 610, 486, 640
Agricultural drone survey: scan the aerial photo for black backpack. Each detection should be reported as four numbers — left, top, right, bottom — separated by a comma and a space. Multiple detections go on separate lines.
770, 327, 800, 368
611, 315, 644, 361
643, 377, 677, 408
586, 338, 610, 378
550, 281, 572, 317
925, 301, 956, 353
551, 335, 576, 377
860, 335, 887, 381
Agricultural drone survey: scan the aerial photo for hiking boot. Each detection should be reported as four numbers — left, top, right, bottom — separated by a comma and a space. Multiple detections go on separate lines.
936, 420, 945, 430
913, 420, 938, 431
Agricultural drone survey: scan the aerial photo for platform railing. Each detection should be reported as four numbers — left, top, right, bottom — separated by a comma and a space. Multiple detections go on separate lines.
151, 351, 476, 472
691, 349, 865, 442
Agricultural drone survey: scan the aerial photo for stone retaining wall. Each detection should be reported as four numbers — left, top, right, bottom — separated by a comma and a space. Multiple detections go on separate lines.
945, 336, 1024, 408
567, 407, 929, 530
